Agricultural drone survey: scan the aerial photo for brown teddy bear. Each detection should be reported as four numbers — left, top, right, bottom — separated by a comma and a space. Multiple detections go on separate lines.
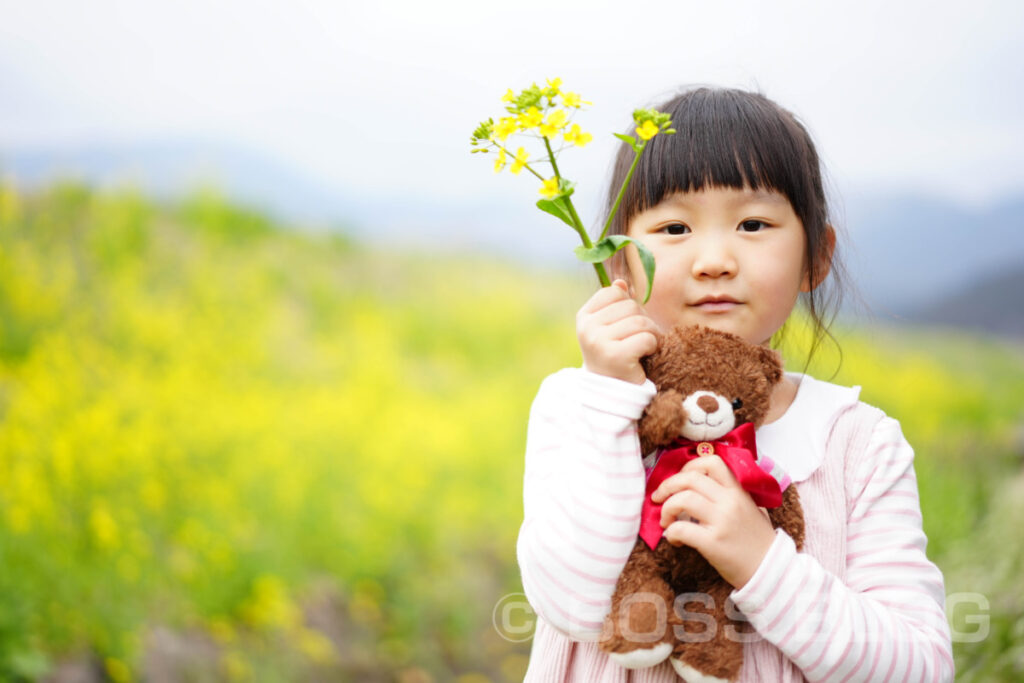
599, 325, 805, 682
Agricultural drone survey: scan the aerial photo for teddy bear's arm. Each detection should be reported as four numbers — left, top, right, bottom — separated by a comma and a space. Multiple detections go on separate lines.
638, 389, 686, 454
768, 484, 806, 551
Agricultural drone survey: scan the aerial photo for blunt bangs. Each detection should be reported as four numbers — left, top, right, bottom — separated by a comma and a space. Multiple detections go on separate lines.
608, 88, 825, 237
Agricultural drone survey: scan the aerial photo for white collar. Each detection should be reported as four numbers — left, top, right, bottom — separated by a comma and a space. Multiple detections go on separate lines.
755, 373, 861, 482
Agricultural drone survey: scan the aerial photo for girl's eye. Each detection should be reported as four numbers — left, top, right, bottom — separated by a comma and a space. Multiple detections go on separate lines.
661, 223, 690, 235
739, 220, 768, 232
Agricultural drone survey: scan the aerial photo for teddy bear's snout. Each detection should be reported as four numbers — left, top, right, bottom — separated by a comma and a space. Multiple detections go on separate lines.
680, 390, 737, 441
687, 391, 730, 421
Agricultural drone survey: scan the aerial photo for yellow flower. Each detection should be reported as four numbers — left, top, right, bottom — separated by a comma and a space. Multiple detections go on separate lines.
538, 109, 568, 138
6, 505, 30, 533
493, 117, 518, 141
546, 77, 563, 93
242, 574, 301, 630
208, 617, 237, 644
539, 177, 560, 198
105, 658, 131, 683
561, 91, 590, 108
493, 148, 507, 173
296, 627, 337, 664
221, 651, 250, 681
636, 119, 660, 141
501, 88, 515, 103
90, 502, 120, 549
510, 147, 529, 175
517, 106, 543, 130
564, 123, 593, 147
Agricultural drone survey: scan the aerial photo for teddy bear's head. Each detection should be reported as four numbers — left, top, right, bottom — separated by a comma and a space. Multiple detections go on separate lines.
639, 325, 784, 451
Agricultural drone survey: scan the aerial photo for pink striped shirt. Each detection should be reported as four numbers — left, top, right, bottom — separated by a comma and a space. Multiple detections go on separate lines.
517, 369, 953, 682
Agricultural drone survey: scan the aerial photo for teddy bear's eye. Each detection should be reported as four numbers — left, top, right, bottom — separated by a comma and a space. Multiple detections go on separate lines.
731, 398, 743, 411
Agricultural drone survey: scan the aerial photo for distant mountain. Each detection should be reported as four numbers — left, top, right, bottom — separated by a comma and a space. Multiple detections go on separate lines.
0, 139, 359, 228
902, 265, 1024, 339
841, 192, 1024, 316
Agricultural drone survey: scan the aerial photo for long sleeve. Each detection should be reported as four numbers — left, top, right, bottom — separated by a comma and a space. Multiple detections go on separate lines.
730, 415, 954, 682
517, 368, 655, 641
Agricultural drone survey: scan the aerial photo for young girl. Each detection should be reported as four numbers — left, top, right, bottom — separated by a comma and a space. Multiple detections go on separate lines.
516, 87, 954, 682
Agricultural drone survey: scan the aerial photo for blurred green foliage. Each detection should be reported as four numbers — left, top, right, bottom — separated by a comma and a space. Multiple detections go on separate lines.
0, 179, 1021, 681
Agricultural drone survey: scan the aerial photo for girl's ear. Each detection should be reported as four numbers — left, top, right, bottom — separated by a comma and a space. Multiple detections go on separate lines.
801, 224, 836, 293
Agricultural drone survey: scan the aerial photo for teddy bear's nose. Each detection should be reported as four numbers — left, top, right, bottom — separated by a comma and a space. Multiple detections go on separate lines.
697, 395, 720, 413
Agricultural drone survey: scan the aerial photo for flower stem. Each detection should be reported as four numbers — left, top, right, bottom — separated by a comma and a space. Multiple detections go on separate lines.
543, 136, 564, 182
599, 141, 645, 241
543, 136, 610, 287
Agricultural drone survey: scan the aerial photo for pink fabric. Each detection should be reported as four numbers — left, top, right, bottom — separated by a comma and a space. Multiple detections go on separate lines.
516, 369, 954, 682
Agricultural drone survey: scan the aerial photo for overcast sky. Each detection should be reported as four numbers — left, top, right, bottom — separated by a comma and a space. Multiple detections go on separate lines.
2, 0, 1022, 224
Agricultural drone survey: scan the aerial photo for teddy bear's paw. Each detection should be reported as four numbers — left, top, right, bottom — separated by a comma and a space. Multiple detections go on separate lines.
669, 658, 732, 683
607, 642, 673, 669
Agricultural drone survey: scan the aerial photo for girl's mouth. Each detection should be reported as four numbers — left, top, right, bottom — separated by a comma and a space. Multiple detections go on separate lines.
693, 302, 738, 313
690, 296, 741, 313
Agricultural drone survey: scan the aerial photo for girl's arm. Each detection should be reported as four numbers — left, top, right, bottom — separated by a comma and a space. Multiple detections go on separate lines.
730, 411, 954, 682
516, 368, 654, 640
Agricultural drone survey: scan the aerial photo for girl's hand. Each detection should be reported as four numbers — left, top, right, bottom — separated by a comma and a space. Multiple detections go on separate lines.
651, 455, 777, 588
576, 279, 661, 385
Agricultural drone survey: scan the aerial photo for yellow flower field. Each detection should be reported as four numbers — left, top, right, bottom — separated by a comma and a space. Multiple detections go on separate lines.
0, 180, 1021, 680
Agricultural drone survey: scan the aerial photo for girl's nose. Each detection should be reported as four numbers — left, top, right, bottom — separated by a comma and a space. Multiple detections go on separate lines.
691, 236, 737, 279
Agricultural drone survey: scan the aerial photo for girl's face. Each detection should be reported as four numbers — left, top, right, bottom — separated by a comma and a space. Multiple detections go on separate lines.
624, 186, 810, 347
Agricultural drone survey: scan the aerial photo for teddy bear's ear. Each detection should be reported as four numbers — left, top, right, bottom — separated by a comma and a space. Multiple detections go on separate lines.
757, 345, 784, 385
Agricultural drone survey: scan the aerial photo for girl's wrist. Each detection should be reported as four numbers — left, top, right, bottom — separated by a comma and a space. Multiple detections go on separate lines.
730, 525, 778, 589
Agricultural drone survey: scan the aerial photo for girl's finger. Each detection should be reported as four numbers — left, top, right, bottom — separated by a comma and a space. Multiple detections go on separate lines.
651, 469, 726, 504
593, 334, 654, 363
578, 305, 641, 342
663, 518, 710, 549
578, 281, 633, 314
681, 454, 738, 489
659, 489, 714, 529
586, 296, 645, 325
577, 315, 653, 360
604, 314, 661, 342
615, 331, 659, 360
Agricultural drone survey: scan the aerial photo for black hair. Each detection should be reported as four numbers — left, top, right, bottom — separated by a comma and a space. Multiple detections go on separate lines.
605, 86, 845, 367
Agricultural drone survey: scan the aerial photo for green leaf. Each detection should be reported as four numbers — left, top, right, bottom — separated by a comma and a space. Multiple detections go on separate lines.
613, 133, 638, 151
573, 240, 615, 263
573, 234, 628, 262
632, 238, 656, 303
573, 236, 656, 303
536, 197, 575, 229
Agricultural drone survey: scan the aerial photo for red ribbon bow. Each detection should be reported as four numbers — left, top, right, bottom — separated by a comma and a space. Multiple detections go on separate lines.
638, 422, 782, 550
